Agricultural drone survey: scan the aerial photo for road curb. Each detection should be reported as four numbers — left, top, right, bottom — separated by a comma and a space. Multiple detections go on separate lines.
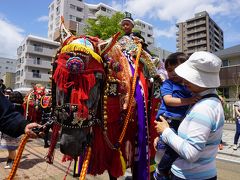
216, 156, 240, 164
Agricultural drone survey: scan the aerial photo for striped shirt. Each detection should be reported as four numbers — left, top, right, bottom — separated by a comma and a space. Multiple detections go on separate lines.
162, 89, 224, 179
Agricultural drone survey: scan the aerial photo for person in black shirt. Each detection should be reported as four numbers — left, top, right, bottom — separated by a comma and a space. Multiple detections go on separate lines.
0, 79, 6, 93
0, 91, 41, 138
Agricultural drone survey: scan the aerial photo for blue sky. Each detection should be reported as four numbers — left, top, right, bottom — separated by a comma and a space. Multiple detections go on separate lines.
0, 0, 240, 59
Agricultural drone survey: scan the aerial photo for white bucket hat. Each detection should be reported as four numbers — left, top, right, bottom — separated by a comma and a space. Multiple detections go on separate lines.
175, 51, 222, 88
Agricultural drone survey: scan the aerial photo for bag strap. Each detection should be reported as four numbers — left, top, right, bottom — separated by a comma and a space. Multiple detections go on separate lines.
201, 93, 220, 100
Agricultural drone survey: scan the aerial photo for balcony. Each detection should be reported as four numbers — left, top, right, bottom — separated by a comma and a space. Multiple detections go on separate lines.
187, 40, 207, 48
220, 65, 240, 87
186, 27, 206, 35
187, 20, 206, 28
24, 72, 51, 82
187, 33, 206, 41
24, 59, 52, 69
26, 45, 56, 57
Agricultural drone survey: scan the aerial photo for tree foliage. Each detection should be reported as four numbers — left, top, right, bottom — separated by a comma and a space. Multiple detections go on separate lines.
84, 12, 124, 40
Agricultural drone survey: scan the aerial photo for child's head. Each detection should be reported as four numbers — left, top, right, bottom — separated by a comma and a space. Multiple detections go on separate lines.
121, 12, 134, 35
165, 52, 187, 83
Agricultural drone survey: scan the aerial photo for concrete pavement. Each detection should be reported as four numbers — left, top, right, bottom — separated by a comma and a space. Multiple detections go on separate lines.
217, 123, 240, 164
0, 123, 239, 179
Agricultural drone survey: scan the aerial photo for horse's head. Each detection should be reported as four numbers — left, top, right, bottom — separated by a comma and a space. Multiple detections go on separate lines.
33, 84, 46, 100
52, 17, 120, 125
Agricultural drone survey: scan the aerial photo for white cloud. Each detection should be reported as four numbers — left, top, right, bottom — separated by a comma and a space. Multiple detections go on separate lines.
0, 18, 24, 59
111, 1, 122, 11
124, 0, 240, 22
37, 15, 49, 22
154, 25, 176, 38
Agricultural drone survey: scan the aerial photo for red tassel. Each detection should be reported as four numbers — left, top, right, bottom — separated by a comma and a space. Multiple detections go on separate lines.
70, 89, 79, 104
53, 54, 70, 93
62, 155, 73, 162
76, 74, 96, 119
45, 123, 61, 164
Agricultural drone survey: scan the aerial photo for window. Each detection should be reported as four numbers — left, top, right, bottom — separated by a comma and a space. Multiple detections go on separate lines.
70, 4, 75, 9
33, 44, 43, 52
32, 70, 41, 78
51, 4, 54, 11
222, 59, 229, 67
69, 15, 75, 20
76, 17, 82, 22
56, 6, 60, 15
106, 9, 112, 13
101, 7, 106, 11
34, 57, 41, 65
76, 6, 82, 12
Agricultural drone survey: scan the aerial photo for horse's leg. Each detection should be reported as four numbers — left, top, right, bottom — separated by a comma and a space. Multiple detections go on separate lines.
108, 172, 117, 180
44, 125, 51, 148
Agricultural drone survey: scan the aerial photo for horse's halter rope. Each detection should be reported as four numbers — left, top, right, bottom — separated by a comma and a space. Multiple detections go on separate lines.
119, 43, 142, 144
25, 91, 33, 120
7, 134, 29, 180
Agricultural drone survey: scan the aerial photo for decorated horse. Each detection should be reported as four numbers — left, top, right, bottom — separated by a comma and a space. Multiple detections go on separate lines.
7, 17, 166, 180
23, 83, 51, 124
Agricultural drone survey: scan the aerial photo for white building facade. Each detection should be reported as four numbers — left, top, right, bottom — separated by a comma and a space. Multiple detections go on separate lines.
48, 0, 155, 47
0, 57, 16, 79
15, 35, 59, 94
47, 0, 172, 60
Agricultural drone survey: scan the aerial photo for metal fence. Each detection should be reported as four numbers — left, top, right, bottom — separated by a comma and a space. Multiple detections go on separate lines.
224, 101, 236, 123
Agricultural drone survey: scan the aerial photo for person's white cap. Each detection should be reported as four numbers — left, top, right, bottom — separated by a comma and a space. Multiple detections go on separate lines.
175, 51, 222, 88
121, 12, 134, 26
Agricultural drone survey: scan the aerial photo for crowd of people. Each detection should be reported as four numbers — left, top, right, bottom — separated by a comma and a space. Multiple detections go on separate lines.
0, 12, 238, 180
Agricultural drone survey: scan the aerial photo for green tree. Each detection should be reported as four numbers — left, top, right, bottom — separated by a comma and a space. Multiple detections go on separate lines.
84, 12, 125, 40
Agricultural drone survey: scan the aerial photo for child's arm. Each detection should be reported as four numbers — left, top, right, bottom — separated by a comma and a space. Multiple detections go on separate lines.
163, 94, 199, 107
235, 106, 240, 117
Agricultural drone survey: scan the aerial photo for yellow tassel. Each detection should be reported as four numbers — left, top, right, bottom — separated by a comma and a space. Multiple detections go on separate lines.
60, 43, 102, 63
119, 150, 126, 175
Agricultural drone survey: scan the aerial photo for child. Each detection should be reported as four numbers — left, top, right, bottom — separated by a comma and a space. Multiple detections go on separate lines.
153, 52, 199, 179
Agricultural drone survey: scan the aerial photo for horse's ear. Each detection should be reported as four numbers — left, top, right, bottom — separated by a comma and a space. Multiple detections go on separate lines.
97, 32, 121, 56
31, 83, 35, 88
60, 16, 75, 45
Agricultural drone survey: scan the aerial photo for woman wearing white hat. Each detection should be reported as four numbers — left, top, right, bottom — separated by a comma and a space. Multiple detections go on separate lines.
154, 51, 224, 180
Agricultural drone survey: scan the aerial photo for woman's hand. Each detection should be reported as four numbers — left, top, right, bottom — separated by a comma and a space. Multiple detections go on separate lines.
24, 123, 43, 138
154, 116, 169, 134
153, 137, 159, 151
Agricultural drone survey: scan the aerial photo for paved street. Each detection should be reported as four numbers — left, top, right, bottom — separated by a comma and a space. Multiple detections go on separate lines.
0, 123, 240, 180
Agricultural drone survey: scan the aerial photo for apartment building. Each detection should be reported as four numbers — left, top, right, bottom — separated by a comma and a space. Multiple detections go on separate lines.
134, 19, 154, 48
0, 57, 16, 79
215, 45, 240, 99
176, 11, 224, 56
15, 35, 59, 94
48, 0, 85, 40
2, 72, 15, 89
48, 0, 155, 48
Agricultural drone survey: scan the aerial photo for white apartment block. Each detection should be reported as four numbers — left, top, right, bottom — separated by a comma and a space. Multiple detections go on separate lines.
48, 0, 85, 40
0, 57, 16, 79
15, 35, 59, 94
134, 19, 154, 48
48, 0, 155, 48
